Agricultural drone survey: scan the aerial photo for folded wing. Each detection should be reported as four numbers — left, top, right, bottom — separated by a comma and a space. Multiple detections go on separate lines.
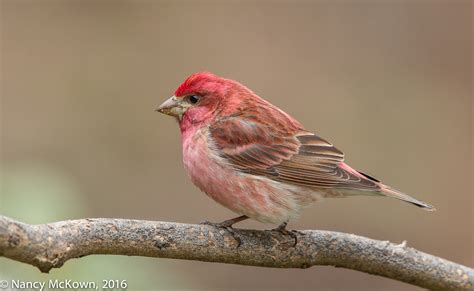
209, 117, 381, 193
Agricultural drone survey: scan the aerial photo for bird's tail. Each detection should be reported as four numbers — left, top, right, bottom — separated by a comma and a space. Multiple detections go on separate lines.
380, 186, 436, 211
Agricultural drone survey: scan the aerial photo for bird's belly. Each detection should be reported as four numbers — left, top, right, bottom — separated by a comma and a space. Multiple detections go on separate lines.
182, 131, 317, 224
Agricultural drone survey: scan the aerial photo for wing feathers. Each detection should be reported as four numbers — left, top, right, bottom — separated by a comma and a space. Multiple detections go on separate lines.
210, 117, 380, 192
207, 105, 435, 210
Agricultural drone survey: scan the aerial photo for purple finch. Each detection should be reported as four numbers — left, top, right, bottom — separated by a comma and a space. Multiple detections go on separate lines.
156, 72, 435, 230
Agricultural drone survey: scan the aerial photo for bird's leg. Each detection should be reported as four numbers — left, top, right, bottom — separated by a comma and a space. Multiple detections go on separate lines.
200, 215, 249, 247
218, 215, 249, 228
272, 221, 304, 246
200, 215, 249, 228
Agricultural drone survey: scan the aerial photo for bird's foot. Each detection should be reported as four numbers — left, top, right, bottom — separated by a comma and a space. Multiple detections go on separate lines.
271, 221, 304, 246
200, 215, 248, 247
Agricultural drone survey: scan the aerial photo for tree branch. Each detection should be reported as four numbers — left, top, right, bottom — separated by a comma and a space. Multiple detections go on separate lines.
0, 215, 472, 290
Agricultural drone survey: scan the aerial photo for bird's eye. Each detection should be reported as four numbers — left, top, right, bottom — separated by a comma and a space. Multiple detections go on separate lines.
186, 94, 200, 104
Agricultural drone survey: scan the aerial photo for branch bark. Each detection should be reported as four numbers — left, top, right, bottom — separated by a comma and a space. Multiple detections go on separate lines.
0, 215, 472, 290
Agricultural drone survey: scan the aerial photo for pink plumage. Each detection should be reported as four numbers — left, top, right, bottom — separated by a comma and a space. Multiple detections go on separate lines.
174, 72, 225, 98
157, 72, 435, 226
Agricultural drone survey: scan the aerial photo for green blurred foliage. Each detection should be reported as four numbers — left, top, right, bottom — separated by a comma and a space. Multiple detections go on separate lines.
0, 162, 194, 290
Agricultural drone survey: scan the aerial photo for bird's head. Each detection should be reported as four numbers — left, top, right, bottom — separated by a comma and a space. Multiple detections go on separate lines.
156, 72, 252, 130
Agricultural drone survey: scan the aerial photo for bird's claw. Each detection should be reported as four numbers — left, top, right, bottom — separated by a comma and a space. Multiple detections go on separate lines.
200, 220, 242, 247
271, 222, 303, 246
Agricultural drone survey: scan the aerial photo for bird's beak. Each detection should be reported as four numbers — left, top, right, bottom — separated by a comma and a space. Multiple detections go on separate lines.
155, 96, 186, 118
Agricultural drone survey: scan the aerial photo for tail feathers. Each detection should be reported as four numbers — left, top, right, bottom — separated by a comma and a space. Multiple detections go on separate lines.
381, 186, 436, 211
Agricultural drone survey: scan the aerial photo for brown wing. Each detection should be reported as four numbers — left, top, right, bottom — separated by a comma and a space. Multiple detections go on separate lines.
210, 117, 380, 192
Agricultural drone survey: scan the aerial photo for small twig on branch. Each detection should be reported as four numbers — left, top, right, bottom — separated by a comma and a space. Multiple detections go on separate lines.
0, 215, 472, 290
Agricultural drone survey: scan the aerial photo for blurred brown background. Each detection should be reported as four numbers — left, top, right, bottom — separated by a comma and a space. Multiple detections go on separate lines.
1, 1, 472, 290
